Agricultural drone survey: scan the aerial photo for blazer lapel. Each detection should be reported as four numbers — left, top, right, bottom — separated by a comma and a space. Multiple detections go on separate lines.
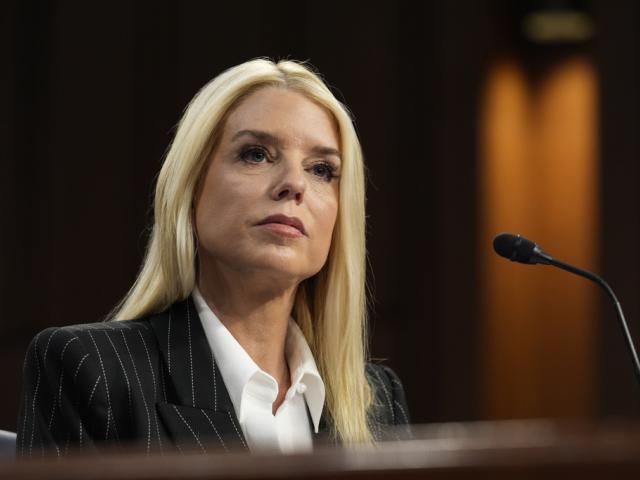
150, 295, 339, 452
149, 296, 249, 453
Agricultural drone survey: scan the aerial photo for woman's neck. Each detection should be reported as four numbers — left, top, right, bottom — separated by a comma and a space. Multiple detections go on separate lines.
196, 263, 298, 388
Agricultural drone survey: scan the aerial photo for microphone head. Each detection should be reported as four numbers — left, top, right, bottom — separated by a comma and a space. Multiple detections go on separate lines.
493, 233, 538, 264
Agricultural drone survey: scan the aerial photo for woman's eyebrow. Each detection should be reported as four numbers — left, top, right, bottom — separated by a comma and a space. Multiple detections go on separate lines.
231, 129, 342, 160
231, 129, 279, 145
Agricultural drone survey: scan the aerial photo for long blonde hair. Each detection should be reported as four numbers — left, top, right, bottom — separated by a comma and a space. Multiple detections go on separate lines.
108, 57, 375, 445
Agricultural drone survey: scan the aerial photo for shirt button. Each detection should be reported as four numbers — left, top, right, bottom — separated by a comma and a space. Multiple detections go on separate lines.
296, 383, 307, 394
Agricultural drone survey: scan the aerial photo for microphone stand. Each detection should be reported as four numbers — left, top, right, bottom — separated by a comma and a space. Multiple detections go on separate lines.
535, 251, 640, 390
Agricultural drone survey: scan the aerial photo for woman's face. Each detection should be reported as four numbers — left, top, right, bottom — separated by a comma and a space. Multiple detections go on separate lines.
193, 87, 341, 287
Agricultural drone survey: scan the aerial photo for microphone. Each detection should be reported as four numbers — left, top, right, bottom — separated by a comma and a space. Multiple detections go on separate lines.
493, 232, 640, 389
493, 232, 552, 265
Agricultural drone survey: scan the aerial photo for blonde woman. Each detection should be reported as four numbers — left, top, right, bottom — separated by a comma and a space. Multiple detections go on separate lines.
17, 57, 411, 457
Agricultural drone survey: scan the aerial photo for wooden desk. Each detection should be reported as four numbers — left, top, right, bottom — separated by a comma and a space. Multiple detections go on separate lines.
3, 420, 640, 479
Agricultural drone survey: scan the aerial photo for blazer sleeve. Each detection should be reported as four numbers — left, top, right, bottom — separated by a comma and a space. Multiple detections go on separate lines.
16, 326, 101, 458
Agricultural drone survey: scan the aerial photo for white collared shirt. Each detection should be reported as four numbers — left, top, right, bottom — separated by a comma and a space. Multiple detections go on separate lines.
192, 286, 326, 453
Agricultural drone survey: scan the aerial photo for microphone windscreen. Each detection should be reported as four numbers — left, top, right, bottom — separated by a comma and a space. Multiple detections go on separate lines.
493, 233, 537, 263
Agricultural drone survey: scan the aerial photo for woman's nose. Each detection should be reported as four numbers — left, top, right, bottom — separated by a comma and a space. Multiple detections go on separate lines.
271, 158, 307, 203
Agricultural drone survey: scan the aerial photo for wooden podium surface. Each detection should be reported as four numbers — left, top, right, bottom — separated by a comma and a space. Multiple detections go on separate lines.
3, 420, 640, 479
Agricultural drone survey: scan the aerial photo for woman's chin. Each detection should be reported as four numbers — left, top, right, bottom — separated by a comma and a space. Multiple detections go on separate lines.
200, 246, 321, 285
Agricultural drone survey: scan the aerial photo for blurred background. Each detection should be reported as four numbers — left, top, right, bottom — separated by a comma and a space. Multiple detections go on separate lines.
1, 0, 639, 432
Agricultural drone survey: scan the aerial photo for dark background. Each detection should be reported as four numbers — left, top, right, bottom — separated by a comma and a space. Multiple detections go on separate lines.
1, 0, 639, 431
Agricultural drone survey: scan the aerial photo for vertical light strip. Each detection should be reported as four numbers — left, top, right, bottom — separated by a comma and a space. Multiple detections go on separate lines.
478, 57, 599, 419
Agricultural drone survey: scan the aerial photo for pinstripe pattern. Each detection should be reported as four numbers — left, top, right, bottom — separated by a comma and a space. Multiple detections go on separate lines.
371, 367, 395, 425
17, 296, 412, 457
172, 405, 206, 453
121, 331, 152, 454
201, 409, 228, 452
366, 364, 413, 441
87, 376, 101, 405
137, 330, 163, 452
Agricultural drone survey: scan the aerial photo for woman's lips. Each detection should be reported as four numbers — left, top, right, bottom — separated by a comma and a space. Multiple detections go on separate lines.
258, 222, 304, 238
256, 214, 306, 237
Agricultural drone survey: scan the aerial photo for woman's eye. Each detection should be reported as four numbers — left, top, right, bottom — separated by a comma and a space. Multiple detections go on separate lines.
240, 146, 269, 163
312, 162, 338, 182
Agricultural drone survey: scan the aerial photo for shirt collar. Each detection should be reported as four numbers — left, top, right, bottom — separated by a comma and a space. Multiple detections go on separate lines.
192, 286, 326, 433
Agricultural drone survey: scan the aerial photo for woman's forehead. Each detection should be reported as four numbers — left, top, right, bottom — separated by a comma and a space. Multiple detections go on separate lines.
222, 88, 340, 150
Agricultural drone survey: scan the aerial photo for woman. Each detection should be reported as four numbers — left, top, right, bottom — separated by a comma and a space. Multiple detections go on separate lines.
17, 58, 411, 457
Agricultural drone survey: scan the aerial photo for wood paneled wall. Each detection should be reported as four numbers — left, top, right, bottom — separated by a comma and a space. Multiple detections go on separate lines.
2, 0, 639, 433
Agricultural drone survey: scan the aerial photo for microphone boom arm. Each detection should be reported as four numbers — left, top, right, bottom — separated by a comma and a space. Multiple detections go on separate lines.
547, 255, 640, 389
493, 232, 640, 390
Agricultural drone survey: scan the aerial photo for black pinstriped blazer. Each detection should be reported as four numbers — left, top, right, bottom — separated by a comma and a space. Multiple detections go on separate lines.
16, 295, 412, 458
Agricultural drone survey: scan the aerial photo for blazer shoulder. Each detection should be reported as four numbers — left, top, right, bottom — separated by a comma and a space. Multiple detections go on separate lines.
365, 362, 406, 393
18, 317, 164, 455
59, 318, 153, 335
365, 362, 412, 429
22, 317, 158, 391
22, 318, 154, 372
